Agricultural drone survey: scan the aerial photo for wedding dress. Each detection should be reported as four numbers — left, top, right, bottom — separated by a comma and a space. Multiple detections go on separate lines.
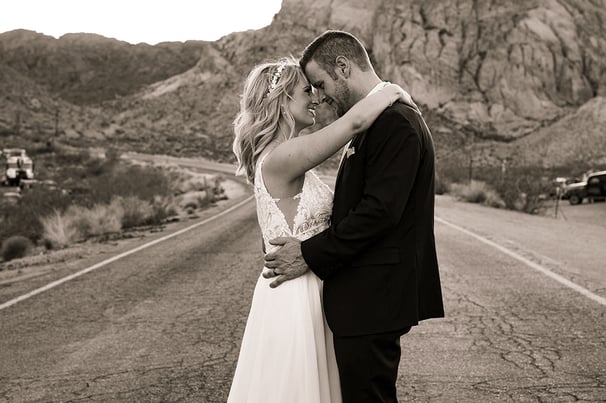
227, 154, 341, 403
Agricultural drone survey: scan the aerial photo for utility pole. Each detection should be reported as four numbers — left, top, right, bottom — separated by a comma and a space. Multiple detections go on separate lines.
48, 106, 59, 149
15, 111, 21, 136
468, 131, 474, 185
54, 107, 59, 137
554, 186, 568, 221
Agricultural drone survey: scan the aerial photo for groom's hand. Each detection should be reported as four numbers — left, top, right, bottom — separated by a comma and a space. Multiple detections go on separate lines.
264, 237, 309, 288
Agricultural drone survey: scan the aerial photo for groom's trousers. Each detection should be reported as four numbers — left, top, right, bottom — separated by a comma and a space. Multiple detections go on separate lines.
333, 326, 411, 403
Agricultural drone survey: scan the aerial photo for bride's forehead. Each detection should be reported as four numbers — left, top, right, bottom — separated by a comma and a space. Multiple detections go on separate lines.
294, 76, 310, 87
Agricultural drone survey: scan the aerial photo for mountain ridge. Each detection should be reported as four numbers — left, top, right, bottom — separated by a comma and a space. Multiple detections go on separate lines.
1, 0, 604, 169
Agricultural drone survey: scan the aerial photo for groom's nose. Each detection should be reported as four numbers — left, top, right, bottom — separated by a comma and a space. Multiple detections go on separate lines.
315, 88, 327, 104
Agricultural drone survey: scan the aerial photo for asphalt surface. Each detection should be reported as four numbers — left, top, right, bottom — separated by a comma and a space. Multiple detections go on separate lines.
1, 194, 260, 403
0, 189, 605, 402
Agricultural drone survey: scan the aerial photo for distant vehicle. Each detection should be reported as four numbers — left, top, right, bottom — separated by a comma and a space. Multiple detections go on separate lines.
562, 181, 587, 205
1, 148, 35, 187
550, 177, 580, 198
561, 171, 606, 205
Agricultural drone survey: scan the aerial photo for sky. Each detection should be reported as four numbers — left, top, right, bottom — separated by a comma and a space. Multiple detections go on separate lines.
0, 0, 283, 44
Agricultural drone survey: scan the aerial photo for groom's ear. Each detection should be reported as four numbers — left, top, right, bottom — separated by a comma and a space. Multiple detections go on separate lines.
334, 56, 351, 79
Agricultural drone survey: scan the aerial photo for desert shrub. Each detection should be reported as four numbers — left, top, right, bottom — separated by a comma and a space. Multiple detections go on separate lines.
41, 203, 123, 248
436, 161, 470, 186
151, 196, 178, 221
42, 197, 160, 248
180, 191, 211, 211
84, 156, 114, 177
450, 181, 487, 203
63, 206, 94, 239
81, 204, 123, 237
170, 170, 209, 195
434, 174, 450, 195
450, 181, 505, 208
0, 188, 71, 245
1, 149, 217, 248
110, 196, 155, 228
482, 190, 506, 209
41, 210, 81, 249
86, 163, 171, 206
52, 150, 89, 166
1, 235, 33, 261
493, 167, 552, 214
0, 127, 16, 137
439, 160, 564, 214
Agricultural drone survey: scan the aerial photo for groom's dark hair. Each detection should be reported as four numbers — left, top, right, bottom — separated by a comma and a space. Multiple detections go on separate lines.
300, 30, 372, 79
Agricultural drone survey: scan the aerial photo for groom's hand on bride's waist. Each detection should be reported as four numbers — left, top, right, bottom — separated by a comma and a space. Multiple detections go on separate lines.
263, 237, 309, 288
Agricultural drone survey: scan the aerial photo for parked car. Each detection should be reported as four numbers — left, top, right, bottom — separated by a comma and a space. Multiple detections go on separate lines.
561, 171, 606, 205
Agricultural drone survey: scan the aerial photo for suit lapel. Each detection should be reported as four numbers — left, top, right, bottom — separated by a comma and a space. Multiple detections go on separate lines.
334, 131, 367, 193
334, 147, 348, 189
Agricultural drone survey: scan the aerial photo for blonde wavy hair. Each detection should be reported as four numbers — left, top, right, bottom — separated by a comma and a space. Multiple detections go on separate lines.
233, 57, 306, 183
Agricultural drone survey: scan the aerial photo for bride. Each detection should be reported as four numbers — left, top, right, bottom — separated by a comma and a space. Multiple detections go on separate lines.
228, 56, 411, 403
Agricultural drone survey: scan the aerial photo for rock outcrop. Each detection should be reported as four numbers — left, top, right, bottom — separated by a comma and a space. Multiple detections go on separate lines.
275, 0, 605, 141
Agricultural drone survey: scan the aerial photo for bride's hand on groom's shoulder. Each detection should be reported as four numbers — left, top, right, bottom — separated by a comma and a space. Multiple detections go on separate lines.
263, 237, 309, 288
384, 83, 420, 113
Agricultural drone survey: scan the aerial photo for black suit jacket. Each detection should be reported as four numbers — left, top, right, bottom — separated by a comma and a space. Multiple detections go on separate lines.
301, 103, 444, 337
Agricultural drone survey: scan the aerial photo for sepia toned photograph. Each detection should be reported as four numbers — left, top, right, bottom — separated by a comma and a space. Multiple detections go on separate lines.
1, 0, 605, 402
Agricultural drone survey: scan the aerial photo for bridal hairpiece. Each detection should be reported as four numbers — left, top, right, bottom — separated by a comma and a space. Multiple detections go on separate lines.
266, 63, 286, 96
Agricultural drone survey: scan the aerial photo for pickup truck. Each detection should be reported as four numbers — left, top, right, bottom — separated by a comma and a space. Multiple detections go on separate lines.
562, 171, 606, 205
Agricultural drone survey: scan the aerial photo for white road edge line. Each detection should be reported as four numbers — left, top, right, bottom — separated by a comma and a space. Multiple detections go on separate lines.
436, 217, 606, 307
0, 195, 255, 312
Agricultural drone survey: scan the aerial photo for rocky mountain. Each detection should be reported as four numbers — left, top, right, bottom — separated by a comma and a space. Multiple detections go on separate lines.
1, 0, 605, 169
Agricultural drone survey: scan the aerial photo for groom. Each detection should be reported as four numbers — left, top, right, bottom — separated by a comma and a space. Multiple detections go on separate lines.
264, 30, 444, 402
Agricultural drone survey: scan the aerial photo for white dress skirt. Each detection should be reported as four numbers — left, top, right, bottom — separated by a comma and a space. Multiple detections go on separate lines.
227, 157, 341, 403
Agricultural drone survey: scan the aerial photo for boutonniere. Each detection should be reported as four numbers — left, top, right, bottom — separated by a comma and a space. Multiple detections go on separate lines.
346, 147, 356, 159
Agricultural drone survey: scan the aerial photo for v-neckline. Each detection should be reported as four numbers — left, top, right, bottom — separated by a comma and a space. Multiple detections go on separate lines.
258, 154, 306, 235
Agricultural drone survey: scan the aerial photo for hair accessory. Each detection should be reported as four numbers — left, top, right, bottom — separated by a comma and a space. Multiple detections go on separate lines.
266, 63, 286, 96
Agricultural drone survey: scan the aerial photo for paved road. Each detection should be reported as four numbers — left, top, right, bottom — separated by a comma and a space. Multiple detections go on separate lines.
1, 191, 605, 402
0, 194, 260, 403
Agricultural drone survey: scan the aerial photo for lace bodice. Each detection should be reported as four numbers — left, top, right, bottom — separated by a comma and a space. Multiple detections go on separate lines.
254, 155, 333, 253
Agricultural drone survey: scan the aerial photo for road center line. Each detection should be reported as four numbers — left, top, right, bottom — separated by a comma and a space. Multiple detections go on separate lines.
0, 196, 255, 312
436, 216, 606, 307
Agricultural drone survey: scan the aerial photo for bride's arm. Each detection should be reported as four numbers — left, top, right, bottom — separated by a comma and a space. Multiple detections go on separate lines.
264, 84, 407, 181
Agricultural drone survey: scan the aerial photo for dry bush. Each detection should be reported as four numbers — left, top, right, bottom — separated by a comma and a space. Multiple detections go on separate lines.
171, 171, 212, 195
110, 196, 155, 228
83, 161, 172, 206
2, 150, 182, 248
63, 206, 94, 239
435, 174, 451, 195
493, 168, 553, 214
151, 195, 178, 222
83, 204, 123, 237
483, 190, 507, 209
0, 188, 71, 245
42, 203, 123, 248
1, 235, 33, 261
41, 210, 83, 249
450, 181, 505, 208
179, 191, 211, 211
41, 195, 176, 248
